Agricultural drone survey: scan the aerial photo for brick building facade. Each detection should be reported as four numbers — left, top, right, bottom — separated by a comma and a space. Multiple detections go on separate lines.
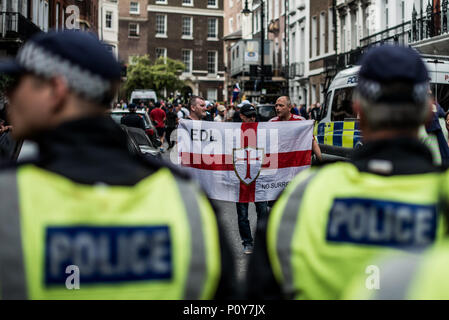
119, 0, 225, 101
308, 0, 334, 105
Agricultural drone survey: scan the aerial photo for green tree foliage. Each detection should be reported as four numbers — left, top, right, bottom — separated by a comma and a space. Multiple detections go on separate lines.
123, 55, 186, 99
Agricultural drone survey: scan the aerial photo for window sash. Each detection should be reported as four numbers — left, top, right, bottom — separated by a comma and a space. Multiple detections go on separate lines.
182, 17, 192, 36
182, 50, 192, 72
130, 2, 139, 13
207, 51, 217, 73
207, 19, 217, 38
156, 15, 166, 35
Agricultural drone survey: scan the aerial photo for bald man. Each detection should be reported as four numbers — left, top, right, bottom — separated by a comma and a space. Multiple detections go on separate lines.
270, 96, 322, 162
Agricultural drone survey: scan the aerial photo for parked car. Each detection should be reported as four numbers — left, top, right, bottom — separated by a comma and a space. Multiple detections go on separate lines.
120, 125, 161, 159
256, 104, 276, 122
109, 109, 161, 147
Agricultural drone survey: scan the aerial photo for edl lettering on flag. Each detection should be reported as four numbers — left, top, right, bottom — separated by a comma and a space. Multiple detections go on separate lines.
177, 119, 314, 202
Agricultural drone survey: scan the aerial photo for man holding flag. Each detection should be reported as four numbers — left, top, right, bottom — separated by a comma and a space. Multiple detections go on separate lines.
235, 103, 268, 255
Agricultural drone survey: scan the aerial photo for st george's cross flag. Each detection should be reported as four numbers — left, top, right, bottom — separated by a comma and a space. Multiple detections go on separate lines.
177, 119, 314, 202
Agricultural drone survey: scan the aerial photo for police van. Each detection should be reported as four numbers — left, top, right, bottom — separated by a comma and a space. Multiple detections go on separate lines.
315, 56, 449, 160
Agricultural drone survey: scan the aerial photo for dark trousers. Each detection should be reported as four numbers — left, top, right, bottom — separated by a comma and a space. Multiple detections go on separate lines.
166, 127, 175, 148
236, 201, 268, 246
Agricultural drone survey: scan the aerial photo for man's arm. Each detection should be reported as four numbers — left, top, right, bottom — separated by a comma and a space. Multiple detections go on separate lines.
312, 138, 322, 162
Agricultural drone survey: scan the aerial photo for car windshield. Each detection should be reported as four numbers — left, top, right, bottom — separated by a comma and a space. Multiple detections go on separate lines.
110, 112, 150, 128
258, 105, 276, 118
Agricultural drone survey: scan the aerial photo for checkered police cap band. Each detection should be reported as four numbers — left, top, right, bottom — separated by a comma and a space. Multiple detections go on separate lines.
357, 78, 429, 105
17, 41, 111, 101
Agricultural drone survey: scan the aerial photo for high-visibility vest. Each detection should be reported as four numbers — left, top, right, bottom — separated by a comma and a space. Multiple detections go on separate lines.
0, 164, 221, 300
342, 238, 449, 300
267, 162, 446, 300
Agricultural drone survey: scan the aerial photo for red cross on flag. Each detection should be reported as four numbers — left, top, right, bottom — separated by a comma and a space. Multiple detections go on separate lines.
177, 119, 314, 202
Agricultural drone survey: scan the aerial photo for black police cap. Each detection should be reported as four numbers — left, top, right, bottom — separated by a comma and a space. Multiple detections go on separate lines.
357, 45, 429, 104
0, 30, 121, 102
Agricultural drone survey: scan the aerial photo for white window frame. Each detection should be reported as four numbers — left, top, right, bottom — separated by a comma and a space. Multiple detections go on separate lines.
55, 2, 59, 30
207, 0, 218, 9
181, 16, 193, 39
320, 12, 325, 55
156, 14, 167, 38
130, 2, 140, 14
105, 11, 113, 29
182, 49, 193, 73
229, 0, 233, 8
328, 8, 334, 53
207, 51, 218, 74
311, 16, 317, 58
156, 0, 168, 5
228, 17, 233, 34
207, 18, 218, 40
182, 0, 193, 6
128, 23, 140, 37
156, 48, 167, 62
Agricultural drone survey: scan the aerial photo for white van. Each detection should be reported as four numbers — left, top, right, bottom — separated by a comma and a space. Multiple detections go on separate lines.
130, 90, 158, 105
316, 55, 449, 160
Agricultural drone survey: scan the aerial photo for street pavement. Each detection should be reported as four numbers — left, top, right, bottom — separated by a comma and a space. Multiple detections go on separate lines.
161, 142, 259, 285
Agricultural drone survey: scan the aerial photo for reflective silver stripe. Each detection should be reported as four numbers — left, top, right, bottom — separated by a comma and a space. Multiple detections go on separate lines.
0, 170, 27, 299
374, 254, 422, 300
276, 173, 317, 299
175, 178, 207, 299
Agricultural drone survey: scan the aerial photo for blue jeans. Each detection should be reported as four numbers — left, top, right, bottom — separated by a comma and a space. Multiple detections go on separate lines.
236, 202, 268, 246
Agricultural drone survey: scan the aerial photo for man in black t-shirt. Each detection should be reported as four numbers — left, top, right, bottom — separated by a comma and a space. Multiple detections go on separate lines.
120, 103, 146, 131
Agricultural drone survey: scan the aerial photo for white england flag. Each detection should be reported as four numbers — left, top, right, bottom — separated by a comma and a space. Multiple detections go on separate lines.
177, 119, 314, 202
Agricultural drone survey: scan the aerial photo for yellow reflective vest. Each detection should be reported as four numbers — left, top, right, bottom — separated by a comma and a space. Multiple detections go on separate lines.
267, 162, 446, 300
0, 164, 221, 300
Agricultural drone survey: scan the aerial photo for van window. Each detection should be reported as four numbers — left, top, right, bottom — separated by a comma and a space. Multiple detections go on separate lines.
321, 92, 332, 120
331, 87, 356, 122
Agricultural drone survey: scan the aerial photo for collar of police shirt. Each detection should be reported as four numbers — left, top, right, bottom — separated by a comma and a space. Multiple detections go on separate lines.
350, 137, 439, 176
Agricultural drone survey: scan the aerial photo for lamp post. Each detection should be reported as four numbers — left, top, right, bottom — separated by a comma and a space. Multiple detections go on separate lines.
242, 0, 264, 101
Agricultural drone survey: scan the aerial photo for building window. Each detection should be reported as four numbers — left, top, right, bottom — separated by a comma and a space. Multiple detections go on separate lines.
229, 0, 233, 8
129, 23, 139, 37
156, 48, 167, 60
130, 2, 139, 14
311, 16, 317, 57
182, 0, 193, 6
106, 11, 113, 29
156, 0, 168, 4
182, 49, 192, 73
62, 6, 65, 29
207, 18, 217, 38
208, 0, 217, 8
328, 8, 334, 52
229, 17, 233, 34
182, 16, 193, 37
320, 12, 325, 55
207, 88, 217, 101
156, 14, 167, 37
207, 51, 217, 74
56, 2, 59, 30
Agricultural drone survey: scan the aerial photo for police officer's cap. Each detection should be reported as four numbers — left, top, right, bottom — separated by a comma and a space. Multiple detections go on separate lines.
0, 30, 121, 103
240, 104, 257, 117
357, 45, 429, 105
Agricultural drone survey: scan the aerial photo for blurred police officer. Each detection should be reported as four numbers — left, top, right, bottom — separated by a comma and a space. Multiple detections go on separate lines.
0, 30, 235, 300
121, 103, 146, 131
246, 45, 446, 299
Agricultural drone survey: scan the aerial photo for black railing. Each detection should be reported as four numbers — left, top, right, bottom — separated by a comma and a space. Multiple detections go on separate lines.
360, 21, 412, 48
411, 2, 449, 42
0, 12, 41, 40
